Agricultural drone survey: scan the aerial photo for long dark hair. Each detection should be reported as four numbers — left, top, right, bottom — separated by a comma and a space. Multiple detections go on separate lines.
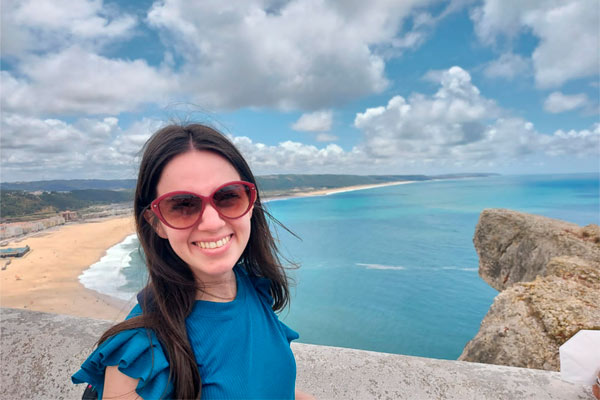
99, 124, 292, 399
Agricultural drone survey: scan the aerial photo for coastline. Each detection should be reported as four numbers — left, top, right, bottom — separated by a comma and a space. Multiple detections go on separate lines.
0, 181, 415, 319
265, 180, 415, 202
0, 216, 136, 321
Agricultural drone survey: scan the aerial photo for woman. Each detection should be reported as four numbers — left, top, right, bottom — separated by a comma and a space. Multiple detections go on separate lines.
72, 124, 313, 399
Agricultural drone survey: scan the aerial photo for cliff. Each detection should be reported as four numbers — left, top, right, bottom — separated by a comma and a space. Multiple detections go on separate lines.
459, 209, 600, 371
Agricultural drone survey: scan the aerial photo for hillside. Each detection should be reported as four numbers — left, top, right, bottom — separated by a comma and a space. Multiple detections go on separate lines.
1, 190, 133, 221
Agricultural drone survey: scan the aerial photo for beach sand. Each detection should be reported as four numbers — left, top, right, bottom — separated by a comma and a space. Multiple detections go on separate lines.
268, 180, 416, 200
307, 180, 415, 196
0, 216, 136, 321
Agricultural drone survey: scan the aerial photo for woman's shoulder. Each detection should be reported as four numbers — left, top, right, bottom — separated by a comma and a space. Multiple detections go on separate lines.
126, 303, 143, 319
71, 305, 173, 399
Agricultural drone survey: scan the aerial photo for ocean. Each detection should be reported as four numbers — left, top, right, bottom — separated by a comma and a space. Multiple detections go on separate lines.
80, 173, 600, 360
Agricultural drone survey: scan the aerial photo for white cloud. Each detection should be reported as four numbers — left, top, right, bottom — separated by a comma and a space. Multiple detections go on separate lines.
469, 0, 527, 45
315, 133, 339, 142
1, 0, 597, 182
544, 92, 590, 113
471, 0, 599, 88
0, 113, 163, 181
527, 1, 599, 88
109, 118, 164, 158
483, 52, 530, 79
1, 113, 87, 154
355, 66, 500, 161
390, 30, 427, 53
1, 0, 457, 116
145, 0, 441, 110
3, 68, 598, 181
292, 110, 333, 132
0, 1, 173, 117
542, 123, 600, 157
1, 0, 137, 57
231, 135, 360, 174
353, 66, 598, 168
1, 47, 175, 115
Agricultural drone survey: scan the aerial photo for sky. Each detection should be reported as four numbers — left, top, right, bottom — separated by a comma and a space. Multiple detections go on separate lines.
1, 0, 599, 182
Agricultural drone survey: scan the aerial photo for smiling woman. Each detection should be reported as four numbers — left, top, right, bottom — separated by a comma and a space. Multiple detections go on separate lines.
71, 124, 313, 400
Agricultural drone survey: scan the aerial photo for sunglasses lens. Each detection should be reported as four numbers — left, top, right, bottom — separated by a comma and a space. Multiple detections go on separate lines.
155, 183, 254, 228
159, 194, 203, 228
213, 183, 252, 218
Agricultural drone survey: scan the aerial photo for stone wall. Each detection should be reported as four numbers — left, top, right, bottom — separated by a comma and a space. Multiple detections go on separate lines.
0, 308, 592, 400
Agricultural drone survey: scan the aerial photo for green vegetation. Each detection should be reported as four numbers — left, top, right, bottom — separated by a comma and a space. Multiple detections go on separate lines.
1, 190, 133, 221
0, 179, 136, 191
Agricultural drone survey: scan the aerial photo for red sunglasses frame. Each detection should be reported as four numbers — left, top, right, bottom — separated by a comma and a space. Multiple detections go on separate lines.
150, 180, 257, 229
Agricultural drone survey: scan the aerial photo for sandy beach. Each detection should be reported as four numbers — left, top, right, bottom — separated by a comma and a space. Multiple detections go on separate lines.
266, 180, 415, 201
0, 216, 136, 321
306, 180, 415, 196
0, 180, 415, 321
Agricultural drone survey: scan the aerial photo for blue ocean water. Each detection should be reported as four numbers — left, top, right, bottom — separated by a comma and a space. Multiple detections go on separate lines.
82, 173, 599, 360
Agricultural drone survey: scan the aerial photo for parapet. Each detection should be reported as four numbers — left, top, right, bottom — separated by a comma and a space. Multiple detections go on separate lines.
0, 307, 593, 399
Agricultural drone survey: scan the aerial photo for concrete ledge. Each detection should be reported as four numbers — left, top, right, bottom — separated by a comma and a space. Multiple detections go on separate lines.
0, 307, 593, 399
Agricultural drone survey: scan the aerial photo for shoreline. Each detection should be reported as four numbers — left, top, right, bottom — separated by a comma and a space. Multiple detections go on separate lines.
0, 215, 136, 321
0, 181, 414, 319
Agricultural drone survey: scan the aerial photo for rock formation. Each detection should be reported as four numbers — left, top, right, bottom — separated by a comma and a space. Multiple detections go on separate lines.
473, 208, 600, 291
459, 209, 600, 371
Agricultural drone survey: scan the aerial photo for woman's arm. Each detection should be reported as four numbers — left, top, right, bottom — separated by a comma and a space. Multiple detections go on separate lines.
103, 366, 142, 400
295, 388, 316, 400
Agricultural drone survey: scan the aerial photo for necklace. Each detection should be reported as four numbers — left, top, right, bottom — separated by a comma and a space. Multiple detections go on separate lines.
200, 290, 236, 301
196, 273, 236, 301
198, 280, 237, 301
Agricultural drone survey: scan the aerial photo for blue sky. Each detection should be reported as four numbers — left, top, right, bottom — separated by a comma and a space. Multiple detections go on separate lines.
1, 0, 598, 182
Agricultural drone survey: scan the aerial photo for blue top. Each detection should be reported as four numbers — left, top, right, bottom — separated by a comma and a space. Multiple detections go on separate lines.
72, 265, 299, 399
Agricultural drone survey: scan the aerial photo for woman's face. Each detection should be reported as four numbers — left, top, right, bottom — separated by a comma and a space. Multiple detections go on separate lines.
153, 150, 252, 284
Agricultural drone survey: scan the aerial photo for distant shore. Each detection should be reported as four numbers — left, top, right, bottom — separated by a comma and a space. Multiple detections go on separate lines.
265, 180, 415, 201
0, 181, 415, 319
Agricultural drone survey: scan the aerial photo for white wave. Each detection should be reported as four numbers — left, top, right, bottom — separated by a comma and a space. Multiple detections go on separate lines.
356, 263, 406, 271
262, 197, 290, 203
79, 234, 138, 300
441, 266, 478, 272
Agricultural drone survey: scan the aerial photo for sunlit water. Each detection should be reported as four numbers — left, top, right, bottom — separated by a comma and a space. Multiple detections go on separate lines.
81, 173, 599, 359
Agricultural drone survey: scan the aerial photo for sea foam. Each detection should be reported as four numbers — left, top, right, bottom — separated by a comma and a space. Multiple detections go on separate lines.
441, 266, 479, 271
79, 234, 138, 300
356, 263, 406, 270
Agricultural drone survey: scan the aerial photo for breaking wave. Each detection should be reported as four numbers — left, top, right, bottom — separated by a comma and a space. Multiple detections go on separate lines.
441, 266, 478, 271
356, 263, 406, 271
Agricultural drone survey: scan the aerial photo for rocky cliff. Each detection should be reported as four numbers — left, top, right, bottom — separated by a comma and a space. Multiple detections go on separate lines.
459, 209, 600, 371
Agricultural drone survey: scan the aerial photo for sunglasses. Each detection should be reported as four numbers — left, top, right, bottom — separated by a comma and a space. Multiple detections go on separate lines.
150, 181, 257, 229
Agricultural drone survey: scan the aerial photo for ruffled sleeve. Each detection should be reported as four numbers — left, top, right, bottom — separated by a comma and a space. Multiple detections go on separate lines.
280, 320, 300, 343
72, 325, 173, 399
